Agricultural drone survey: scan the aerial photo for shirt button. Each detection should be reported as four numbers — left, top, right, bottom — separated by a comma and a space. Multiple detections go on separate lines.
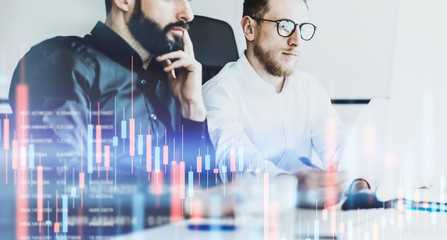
140, 79, 147, 85
150, 114, 157, 120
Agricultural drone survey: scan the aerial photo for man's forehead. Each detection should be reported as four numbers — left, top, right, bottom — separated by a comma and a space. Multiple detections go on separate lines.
264, 0, 308, 22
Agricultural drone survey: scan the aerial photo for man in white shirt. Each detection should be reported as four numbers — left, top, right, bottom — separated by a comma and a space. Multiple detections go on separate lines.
203, 0, 348, 207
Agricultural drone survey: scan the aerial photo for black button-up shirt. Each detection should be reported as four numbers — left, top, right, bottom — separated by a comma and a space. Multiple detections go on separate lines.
9, 22, 210, 174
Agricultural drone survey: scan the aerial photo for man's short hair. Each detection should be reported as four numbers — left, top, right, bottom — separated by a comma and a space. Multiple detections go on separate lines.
242, 0, 308, 19
105, 0, 112, 15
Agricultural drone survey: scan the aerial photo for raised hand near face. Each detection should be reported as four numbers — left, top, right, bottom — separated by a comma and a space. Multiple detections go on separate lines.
156, 30, 206, 122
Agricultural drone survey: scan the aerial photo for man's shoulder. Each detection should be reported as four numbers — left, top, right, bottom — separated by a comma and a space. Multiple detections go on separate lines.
203, 60, 241, 92
8, 36, 99, 106
15, 35, 100, 82
32, 36, 87, 52
29, 36, 94, 61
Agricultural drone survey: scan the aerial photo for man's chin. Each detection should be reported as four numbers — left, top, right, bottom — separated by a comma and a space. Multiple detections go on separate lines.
166, 33, 183, 52
281, 61, 299, 76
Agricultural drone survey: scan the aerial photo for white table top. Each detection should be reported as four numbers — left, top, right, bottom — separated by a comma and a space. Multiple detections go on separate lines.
114, 207, 447, 240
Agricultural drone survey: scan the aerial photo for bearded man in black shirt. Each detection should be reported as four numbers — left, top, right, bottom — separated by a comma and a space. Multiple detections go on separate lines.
7, 0, 212, 238
9, 0, 208, 163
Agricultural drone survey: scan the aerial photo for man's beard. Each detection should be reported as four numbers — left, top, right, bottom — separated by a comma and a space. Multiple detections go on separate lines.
127, 0, 187, 55
253, 41, 299, 77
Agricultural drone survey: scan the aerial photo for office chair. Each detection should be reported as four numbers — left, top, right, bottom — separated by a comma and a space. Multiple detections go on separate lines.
188, 15, 239, 84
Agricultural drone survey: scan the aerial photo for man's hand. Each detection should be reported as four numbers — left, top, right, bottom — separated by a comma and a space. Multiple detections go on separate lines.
292, 169, 347, 209
156, 30, 206, 121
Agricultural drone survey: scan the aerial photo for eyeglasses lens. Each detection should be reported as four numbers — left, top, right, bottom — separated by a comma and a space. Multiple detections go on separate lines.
300, 23, 315, 40
278, 20, 295, 37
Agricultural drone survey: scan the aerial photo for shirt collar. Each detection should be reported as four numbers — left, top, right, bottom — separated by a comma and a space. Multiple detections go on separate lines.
85, 21, 144, 69
237, 52, 292, 96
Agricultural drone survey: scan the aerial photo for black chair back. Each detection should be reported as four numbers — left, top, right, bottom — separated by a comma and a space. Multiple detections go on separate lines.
189, 15, 239, 84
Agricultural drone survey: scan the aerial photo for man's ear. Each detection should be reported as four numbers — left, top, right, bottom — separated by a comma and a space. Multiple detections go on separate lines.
113, 0, 131, 12
241, 16, 256, 42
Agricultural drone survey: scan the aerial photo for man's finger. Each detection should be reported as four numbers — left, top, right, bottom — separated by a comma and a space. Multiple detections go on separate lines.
159, 59, 176, 79
156, 50, 188, 62
160, 59, 172, 67
167, 69, 176, 79
163, 59, 190, 72
182, 30, 194, 57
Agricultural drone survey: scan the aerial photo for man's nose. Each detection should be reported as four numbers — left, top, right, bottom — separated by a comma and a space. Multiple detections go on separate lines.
176, 0, 194, 23
287, 27, 301, 47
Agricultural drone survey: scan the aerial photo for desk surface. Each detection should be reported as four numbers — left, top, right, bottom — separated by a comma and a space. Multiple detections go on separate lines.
115, 208, 447, 240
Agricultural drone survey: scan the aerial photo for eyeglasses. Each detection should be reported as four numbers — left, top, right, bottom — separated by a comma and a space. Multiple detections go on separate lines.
251, 17, 317, 41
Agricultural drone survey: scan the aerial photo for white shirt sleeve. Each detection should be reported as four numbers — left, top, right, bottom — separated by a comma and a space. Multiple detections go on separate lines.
203, 79, 288, 182
309, 79, 347, 170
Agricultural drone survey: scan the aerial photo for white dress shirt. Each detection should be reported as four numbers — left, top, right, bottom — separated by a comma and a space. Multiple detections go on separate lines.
203, 54, 346, 181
